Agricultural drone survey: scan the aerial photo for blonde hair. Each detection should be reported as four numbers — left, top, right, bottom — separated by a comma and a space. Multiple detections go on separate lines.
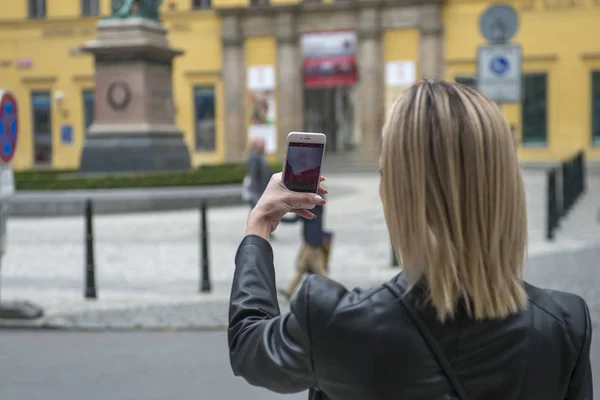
380, 80, 527, 321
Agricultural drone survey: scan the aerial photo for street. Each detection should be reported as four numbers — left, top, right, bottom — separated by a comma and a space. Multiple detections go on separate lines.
0, 330, 305, 400
2, 323, 600, 400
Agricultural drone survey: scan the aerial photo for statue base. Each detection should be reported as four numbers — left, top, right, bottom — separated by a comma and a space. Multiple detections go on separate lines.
79, 18, 190, 173
80, 131, 190, 173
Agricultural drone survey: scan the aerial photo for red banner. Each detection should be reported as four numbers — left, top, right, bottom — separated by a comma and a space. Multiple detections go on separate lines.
301, 31, 357, 89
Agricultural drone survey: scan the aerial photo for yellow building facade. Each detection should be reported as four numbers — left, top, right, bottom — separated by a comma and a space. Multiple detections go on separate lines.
444, 0, 600, 162
0, 0, 599, 171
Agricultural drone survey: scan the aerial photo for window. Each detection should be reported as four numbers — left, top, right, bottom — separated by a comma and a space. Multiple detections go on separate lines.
193, 86, 216, 152
31, 92, 52, 165
83, 89, 95, 134
455, 76, 477, 90
521, 73, 548, 146
250, 0, 270, 5
592, 71, 600, 146
192, 0, 211, 9
81, 0, 100, 16
28, 0, 46, 19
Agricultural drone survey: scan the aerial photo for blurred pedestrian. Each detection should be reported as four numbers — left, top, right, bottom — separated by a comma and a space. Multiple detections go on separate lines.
279, 201, 327, 299
244, 137, 273, 210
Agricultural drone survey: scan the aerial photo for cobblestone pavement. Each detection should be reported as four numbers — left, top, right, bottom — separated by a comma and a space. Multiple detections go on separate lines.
1, 171, 599, 330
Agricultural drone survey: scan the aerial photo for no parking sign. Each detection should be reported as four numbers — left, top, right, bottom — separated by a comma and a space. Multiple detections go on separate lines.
0, 90, 44, 319
477, 44, 522, 103
0, 89, 17, 258
476, 4, 522, 103
0, 89, 18, 165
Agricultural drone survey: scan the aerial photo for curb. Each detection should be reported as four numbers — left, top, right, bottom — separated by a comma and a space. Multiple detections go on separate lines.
9, 185, 244, 218
0, 319, 228, 332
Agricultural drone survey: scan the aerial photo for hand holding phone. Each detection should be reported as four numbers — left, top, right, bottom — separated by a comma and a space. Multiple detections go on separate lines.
282, 132, 326, 209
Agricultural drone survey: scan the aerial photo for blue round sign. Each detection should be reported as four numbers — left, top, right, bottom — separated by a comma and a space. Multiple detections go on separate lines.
0, 90, 18, 164
489, 55, 510, 76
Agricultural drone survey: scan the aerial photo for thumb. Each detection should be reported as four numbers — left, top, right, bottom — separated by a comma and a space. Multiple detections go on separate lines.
304, 193, 326, 205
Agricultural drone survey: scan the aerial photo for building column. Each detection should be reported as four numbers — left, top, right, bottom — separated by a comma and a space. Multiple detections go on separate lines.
275, 12, 302, 158
221, 14, 246, 162
419, 4, 444, 80
357, 6, 384, 162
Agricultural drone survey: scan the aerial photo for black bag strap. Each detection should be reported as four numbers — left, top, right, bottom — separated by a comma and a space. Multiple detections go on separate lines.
384, 281, 470, 400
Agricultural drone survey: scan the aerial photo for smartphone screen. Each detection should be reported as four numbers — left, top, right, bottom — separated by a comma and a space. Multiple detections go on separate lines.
283, 142, 325, 193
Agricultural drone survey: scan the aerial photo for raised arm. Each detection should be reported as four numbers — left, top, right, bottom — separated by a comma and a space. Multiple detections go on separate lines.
228, 235, 315, 393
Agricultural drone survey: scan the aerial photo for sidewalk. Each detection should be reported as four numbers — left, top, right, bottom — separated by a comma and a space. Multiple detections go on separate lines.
1, 171, 599, 330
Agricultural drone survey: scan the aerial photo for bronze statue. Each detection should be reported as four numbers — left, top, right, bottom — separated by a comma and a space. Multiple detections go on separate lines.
110, 0, 162, 21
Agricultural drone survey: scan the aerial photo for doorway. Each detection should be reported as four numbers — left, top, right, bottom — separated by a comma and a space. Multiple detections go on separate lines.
303, 86, 355, 153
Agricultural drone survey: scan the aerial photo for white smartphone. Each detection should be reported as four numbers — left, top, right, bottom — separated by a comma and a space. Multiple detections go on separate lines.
282, 132, 327, 209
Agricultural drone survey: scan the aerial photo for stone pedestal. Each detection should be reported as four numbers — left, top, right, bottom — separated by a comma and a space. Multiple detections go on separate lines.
79, 18, 190, 173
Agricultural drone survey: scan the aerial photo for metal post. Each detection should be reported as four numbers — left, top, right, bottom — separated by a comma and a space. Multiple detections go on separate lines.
84, 199, 97, 299
561, 161, 570, 217
576, 151, 584, 197
200, 202, 212, 293
580, 150, 586, 193
546, 169, 557, 241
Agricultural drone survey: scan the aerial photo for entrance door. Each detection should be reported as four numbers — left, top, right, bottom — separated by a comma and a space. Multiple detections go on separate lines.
303, 86, 354, 153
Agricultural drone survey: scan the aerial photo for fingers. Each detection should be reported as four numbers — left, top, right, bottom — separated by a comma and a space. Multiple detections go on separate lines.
318, 176, 327, 195
296, 209, 316, 220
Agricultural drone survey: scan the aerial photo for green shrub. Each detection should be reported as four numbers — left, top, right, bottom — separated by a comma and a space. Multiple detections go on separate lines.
15, 162, 283, 191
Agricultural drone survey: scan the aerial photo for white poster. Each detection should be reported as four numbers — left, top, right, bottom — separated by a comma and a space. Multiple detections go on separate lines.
247, 66, 276, 91
385, 61, 416, 87
247, 65, 277, 153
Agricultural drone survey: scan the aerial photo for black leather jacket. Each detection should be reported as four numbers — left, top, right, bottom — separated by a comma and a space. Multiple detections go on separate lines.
228, 235, 593, 399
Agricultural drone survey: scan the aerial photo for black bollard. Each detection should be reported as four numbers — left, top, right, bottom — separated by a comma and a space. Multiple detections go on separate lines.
84, 199, 97, 299
580, 151, 587, 194
546, 169, 557, 241
561, 161, 570, 217
200, 202, 212, 293
576, 151, 585, 197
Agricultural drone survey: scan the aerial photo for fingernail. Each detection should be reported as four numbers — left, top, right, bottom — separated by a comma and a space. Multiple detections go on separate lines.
314, 195, 325, 204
